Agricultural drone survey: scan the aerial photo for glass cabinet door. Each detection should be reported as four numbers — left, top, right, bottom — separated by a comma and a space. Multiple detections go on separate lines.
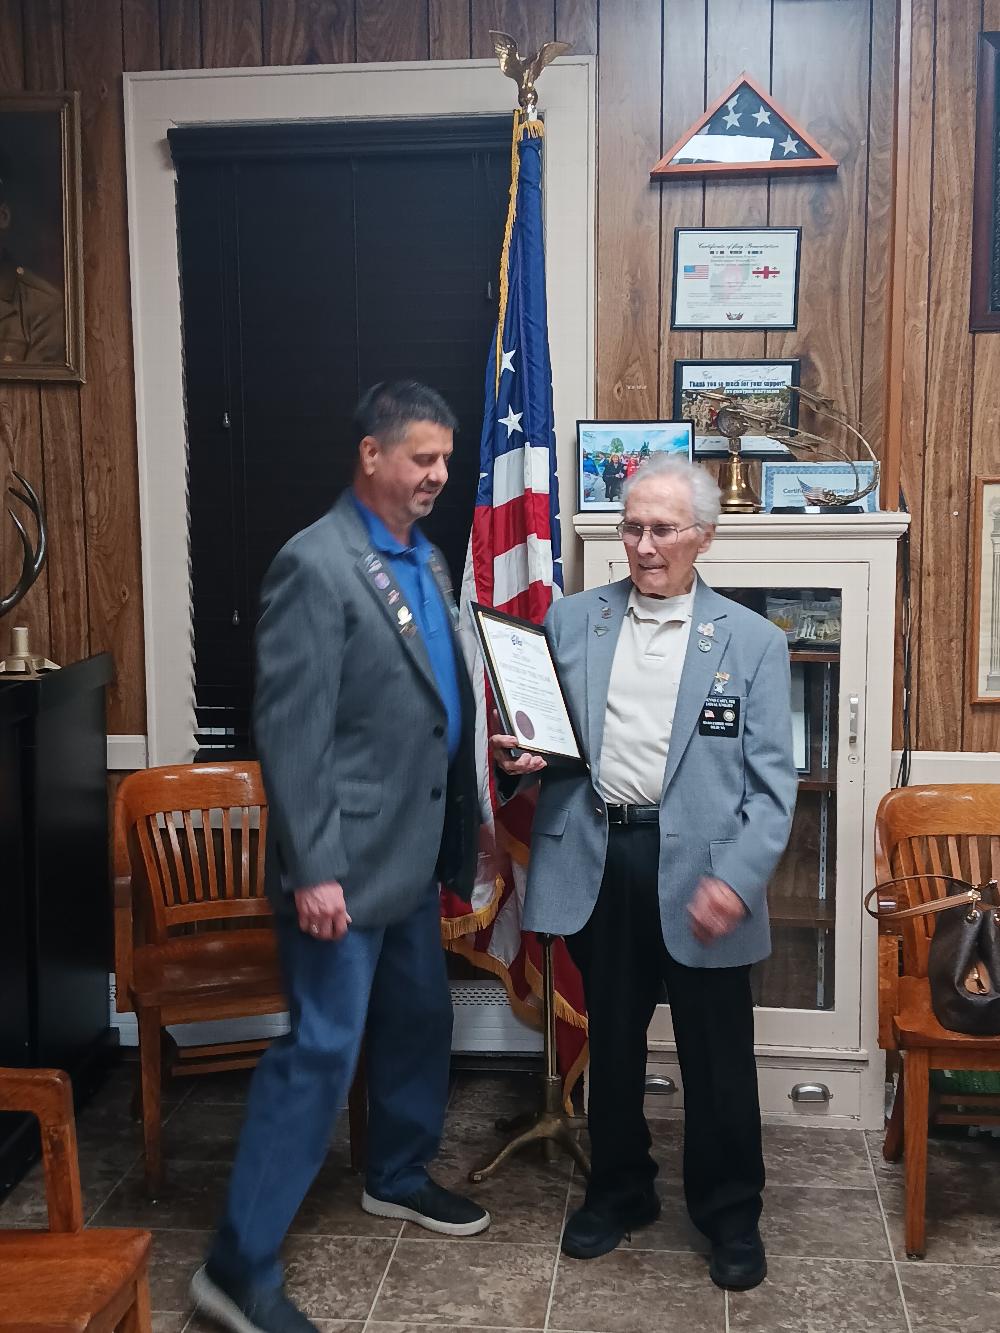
614, 558, 871, 1052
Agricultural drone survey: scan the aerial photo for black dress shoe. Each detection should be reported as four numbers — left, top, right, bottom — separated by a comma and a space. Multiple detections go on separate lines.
709, 1229, 767, 1290
560, 1195, 661, 1260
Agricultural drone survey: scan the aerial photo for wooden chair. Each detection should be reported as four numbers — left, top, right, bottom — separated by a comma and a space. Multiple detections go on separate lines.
0, 1067, 152, 1333
114, 762, 366, 1195
874, 783, 1000, 1258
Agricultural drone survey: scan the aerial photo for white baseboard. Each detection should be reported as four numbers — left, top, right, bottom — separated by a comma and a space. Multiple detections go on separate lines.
892, 750, 1000, 785
108, 977, 542, 1055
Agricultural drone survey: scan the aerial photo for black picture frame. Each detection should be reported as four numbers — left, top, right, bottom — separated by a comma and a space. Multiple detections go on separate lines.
577, 418, 694, 512
470, 603, 588, 770
670, 226, 801, 331
971, 32, 1000, 332
0, 92, 84, 381
672, 357, 801, 460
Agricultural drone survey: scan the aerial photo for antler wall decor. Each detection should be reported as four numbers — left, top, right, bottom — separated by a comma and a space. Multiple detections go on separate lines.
0, 468, 48, 620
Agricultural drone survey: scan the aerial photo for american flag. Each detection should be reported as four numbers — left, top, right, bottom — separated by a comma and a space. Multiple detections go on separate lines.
672, 79, 817, 165
439, 111, 587, 1096
683, 264, 709, 279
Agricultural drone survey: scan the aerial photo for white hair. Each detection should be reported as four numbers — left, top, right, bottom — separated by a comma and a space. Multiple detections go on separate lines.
620, 453, 721, 527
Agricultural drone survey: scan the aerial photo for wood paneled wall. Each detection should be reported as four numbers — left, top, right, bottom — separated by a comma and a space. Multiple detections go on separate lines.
0, 0, 995, 753
897, 0, 1000, 754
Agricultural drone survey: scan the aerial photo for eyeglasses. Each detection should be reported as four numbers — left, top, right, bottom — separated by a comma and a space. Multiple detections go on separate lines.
616, 521, 701, 546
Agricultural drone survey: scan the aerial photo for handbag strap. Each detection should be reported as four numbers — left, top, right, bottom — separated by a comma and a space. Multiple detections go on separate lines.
864, 875, 990, 922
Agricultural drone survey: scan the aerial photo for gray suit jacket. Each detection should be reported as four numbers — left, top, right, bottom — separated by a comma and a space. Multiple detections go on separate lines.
521, 575, 798, 967
254, 492, 479, 927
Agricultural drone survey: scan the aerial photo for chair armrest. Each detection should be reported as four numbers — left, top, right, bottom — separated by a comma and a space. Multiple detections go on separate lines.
0, 1068, 83, 1232
114, 873, 136, 1013
877, 933, 901, 1052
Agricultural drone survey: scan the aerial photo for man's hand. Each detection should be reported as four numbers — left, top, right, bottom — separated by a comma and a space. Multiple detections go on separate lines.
688, 876, 747, 944
295, 882, 351, 941
489, 707, 548, 777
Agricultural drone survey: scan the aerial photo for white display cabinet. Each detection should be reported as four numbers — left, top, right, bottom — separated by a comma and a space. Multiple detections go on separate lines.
574, 512, 909, 1128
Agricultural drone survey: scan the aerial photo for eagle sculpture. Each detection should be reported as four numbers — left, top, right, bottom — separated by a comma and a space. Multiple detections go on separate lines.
490, 30, 571, 112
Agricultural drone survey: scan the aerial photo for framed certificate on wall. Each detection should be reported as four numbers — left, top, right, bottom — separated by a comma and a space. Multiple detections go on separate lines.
671, 227, 801, 330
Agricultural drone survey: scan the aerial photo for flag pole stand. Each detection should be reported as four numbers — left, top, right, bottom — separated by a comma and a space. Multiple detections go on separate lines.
467, 934, 590, 1182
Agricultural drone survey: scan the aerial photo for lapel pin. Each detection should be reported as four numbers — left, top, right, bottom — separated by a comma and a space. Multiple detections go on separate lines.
387, 589, 400, 606
397, 606, 413, 627
374, 572, 390, 590
698, 638, 712, 653
697, 622, 715, 637
601, 606, 613, 619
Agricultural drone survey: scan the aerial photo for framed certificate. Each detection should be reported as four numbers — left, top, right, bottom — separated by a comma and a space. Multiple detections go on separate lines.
471, 604, 586, 767
671, 227, 801, 330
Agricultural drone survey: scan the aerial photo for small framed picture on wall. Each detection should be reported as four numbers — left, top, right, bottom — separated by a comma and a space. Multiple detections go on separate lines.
970, 477, 1000, 703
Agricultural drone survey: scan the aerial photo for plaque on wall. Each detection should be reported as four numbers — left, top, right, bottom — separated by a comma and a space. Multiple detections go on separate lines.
671, 227, 801, 331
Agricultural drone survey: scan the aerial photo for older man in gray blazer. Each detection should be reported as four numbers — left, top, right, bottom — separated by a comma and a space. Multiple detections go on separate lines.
494, 455, 797, 1291
194, 382, 486, 1333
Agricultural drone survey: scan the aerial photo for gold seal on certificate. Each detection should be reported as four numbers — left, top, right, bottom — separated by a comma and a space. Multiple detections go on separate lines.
471, 604, 585, 766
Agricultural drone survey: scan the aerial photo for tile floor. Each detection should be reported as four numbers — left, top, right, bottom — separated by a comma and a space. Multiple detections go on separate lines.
2, 1063, 1000, 1333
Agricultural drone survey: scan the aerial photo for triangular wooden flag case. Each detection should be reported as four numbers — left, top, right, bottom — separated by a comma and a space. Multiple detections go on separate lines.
650, 72, 838, 180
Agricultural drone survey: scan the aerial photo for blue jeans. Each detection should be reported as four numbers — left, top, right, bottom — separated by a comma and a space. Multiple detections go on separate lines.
209, 887, 453, 1290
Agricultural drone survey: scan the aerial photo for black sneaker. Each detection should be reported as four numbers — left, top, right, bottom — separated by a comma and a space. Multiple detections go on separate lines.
709, 1229, 767, 1291
361, 1178, 490, 1235
560, 1194, 661, 1260
190, 1264, 320, 1333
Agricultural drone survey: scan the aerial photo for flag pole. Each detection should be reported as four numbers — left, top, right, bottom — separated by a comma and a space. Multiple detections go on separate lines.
467, 32, 590, 1185
469, 934, 590, 1182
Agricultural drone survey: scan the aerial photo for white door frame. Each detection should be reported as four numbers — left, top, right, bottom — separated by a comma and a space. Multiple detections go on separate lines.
124, 57, 596, 765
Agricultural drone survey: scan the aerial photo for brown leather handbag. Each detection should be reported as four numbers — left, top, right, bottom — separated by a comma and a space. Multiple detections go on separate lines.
865, 876, 1000, 1036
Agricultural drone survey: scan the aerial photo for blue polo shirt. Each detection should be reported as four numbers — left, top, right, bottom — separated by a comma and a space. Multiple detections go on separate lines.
351, 493, 462, 761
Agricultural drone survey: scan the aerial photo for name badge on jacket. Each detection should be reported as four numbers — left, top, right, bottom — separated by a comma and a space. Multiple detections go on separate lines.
699, 695, 740, 738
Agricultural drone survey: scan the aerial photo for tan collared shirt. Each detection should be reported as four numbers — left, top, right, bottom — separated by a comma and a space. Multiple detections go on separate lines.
0, 254, 65, 365
598, 582, 696, 805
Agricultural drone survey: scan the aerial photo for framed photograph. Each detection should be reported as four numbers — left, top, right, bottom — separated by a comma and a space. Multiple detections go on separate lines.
671, 226, 800, 330
0, 92, 84, 381
673, 358, 800, 460
970, 478, 1000, 703
577, 419, 694, 512
971, 33, 1000, 331
760, 461, 879, 514
790, 662, 810, 774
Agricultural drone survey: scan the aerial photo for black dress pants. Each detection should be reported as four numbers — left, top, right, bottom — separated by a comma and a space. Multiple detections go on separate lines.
565, 824, 765, 1243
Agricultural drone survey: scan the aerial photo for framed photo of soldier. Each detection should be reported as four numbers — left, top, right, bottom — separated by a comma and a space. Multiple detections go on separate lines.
0, 92, 84, 381
671, 226, 800, 330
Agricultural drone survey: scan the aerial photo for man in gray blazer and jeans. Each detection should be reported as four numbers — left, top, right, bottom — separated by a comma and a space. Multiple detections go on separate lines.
194, 382, 487, 1333
494, 456, 797, 1290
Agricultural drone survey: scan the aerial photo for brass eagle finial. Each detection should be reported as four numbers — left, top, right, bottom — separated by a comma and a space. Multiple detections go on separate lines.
489, 30, 571, 114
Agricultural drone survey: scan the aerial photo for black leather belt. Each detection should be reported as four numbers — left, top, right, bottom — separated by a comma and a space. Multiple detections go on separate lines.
606, 803, 660, 826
